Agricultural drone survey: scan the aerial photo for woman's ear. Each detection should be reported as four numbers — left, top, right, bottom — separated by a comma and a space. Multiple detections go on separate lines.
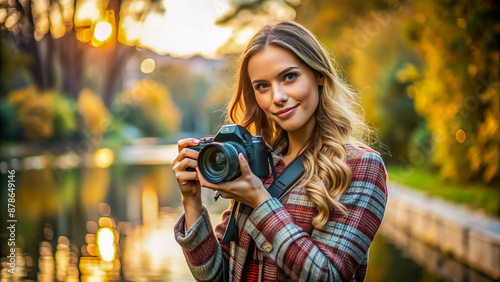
317, 75, 324, 86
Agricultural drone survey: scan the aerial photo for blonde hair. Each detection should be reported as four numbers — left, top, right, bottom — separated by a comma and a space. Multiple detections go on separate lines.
227, 21, 372, 228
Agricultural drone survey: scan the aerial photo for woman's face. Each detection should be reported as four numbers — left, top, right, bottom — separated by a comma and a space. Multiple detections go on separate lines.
247, 45, 322, 134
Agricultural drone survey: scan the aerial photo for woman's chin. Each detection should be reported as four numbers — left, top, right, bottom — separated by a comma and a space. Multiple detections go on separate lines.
275, 121, 302, 133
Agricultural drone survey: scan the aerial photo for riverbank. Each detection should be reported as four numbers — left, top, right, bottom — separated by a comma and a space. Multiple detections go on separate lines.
386, 166, 500, 217
383, 182, 500, 280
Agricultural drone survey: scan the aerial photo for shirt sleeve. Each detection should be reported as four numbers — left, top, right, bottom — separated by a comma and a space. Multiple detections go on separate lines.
174, 205, 232, 281
243, 152, 388, 281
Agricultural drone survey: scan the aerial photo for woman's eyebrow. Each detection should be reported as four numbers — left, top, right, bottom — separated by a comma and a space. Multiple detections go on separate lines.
251, 66, 299, 84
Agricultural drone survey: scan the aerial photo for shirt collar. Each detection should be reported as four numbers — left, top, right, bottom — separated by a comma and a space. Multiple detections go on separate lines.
271, 137, 288, 166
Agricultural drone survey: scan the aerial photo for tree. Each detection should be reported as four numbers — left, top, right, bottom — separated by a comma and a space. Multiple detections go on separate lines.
0, 0, 165, 107
403, 0, 499, 184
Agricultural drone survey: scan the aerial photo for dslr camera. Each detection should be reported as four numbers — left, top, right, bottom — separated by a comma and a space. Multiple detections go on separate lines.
188, 124, 270, 184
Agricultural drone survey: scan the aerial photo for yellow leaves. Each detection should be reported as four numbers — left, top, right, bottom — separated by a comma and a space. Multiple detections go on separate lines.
396, 63, 419, 83
117, 79, 181, 134
469, 142, 500, 183
468, 146, 481, 172
408, 40, 499, 183
415, 13, 426, 24
474, 110, 500, 182
468, 64, 477, 76
78, 88, 109, 132
8, 85, 38, 107
483, 150, 499, 182
456, 18, 466, 29
477, 111, 499, 143
407, 85, 416, 98
7, 85, 55, 139
348, 51, 383, 128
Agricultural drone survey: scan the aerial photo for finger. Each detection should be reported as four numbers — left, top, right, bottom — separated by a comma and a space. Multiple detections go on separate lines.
175, 171, 199, 183
238, 153, 252, 176
196, 167, 209, 187
174, 158, 198, 172
178, 148, 200, 161
196, 167, 223, 190
177, 138, 200, 152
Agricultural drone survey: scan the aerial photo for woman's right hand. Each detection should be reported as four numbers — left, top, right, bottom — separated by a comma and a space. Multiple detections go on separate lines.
172, 138, 201, 199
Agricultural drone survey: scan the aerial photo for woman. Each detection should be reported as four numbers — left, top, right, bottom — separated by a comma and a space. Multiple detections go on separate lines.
172, 21, 387, 281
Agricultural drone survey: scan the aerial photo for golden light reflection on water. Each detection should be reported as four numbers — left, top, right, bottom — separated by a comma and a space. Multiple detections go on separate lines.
0, 209, 215, 281
0, 248, 30, 280
122, 212, 198, 281
79, 214, 121, 281
0, 145, 224, 282
97, 228, 115, 262
37, 237, 80, 282
142, 188, 159, 226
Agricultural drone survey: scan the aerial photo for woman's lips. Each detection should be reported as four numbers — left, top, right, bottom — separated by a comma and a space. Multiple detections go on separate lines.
275, 105, 298, 118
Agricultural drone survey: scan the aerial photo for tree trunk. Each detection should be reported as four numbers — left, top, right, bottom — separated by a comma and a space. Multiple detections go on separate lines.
58, 29, 85, 99
20, 0, 45, 90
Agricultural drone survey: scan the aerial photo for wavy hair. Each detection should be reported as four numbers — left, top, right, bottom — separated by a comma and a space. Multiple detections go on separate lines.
227, 21, 372, 228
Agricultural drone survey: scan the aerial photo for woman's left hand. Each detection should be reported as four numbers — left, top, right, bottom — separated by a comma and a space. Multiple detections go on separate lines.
196, 153, 272, 209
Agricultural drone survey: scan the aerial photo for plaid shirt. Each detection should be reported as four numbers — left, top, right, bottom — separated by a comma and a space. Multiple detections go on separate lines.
174, 141, 388, 281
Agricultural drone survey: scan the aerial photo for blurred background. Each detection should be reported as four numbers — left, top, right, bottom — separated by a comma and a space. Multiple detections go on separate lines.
0, 0, 499, 281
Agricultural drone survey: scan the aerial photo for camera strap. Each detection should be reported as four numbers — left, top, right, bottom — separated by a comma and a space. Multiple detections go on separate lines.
221, 154, 304, 281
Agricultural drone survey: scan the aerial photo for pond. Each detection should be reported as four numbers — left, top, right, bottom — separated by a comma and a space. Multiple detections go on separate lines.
0, 152, 494, 281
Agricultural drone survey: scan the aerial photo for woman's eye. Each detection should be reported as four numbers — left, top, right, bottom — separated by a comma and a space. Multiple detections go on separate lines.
256, 83, 269, 91
284, 72, 297, 81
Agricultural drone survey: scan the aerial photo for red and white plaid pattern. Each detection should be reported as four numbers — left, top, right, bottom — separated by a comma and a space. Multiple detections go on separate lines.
175, 142, 388, 281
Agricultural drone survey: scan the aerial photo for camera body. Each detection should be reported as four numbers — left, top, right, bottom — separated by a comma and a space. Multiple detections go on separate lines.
188, 124, 269, 183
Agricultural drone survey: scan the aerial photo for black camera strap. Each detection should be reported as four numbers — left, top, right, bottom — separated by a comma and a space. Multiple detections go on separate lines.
266, 154, 304, 199
221, 154, 304, 281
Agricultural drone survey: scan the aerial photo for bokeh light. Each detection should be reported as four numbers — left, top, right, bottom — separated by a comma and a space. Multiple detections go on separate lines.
140, 58, 156, 74
93, 21, 113, 42
456, 129, 466, 143
94, 148, 114, 168
97, 228, 116, 262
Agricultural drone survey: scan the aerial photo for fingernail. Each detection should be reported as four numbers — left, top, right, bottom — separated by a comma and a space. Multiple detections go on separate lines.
194, 139, 200, 144
239, 153, 244, 161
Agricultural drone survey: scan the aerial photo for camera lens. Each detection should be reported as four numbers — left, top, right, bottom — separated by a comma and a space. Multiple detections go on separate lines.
214, 152, 226, 170
198, 142, 245, 183
209, 151, 226, 173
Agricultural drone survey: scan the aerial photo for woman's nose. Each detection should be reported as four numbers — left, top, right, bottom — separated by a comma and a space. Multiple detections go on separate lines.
272, 85, 288, 105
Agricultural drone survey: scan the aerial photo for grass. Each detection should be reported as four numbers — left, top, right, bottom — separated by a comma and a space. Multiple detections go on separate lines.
386, 166, 500, 218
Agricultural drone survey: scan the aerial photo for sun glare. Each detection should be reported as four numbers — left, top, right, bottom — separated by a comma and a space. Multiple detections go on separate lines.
136, 0, 233, 58
75, 0, 101, 27
94, 21, 113, 42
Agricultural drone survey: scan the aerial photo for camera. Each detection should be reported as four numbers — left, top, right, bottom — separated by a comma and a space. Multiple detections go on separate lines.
188, 124, 270, 183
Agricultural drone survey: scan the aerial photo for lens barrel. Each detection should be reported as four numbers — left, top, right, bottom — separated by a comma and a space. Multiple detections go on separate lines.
198, 142, 246, 183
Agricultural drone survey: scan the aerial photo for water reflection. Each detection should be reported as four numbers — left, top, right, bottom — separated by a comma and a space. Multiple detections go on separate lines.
121, 211, 196, 281
2, 156, 485, 281
0, 248, 30, 280
368, 218, 496, 282
0, 157, 215, 281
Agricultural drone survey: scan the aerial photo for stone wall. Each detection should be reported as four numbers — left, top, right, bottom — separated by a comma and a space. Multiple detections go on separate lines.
381, 183, 500, 280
